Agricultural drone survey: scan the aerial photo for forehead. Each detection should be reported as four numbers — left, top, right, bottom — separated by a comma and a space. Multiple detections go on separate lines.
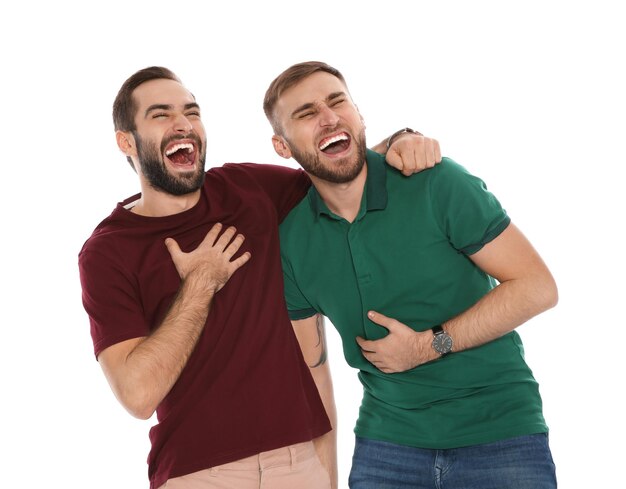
276, 71, 349, 114
132, 78, 196, 113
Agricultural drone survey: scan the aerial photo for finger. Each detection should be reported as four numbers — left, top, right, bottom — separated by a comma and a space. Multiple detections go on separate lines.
361, 350, 380, 365
424, 139, 436, 168
367, 310, 398, 330
223, 233, 246, 258
356, 336, 376, 352
433, 139, 442, 163
385, 150, 403, 172
214, 225, 238, 249
229, 251, 252, 271
164, 237, 182, 258
408, 147, 420, 175
201, 222, 224, 246
401, 151, 413, 176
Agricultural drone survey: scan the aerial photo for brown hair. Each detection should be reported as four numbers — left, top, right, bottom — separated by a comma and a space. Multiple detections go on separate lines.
113, 67, 180, 169
263, 61, 346, 134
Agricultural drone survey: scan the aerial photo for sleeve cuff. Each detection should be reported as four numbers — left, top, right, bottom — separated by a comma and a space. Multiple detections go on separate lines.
288, 308, 318, 321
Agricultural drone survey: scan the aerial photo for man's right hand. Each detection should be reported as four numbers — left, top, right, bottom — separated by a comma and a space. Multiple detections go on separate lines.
165, 223, 251, 293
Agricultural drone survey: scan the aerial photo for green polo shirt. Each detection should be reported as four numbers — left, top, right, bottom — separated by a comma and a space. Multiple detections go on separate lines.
279, 150, 547, 449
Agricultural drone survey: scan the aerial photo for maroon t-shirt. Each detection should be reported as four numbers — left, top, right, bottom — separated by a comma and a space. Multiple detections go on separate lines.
79, 163, 330, 489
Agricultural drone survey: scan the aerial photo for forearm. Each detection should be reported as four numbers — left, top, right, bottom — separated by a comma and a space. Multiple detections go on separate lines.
291, 314, 338, 487
107, 276, 215, 419
441, 273, 558, 355
369, 137, 388, 155
310, 364, 338, 489
440, 224, 558, 356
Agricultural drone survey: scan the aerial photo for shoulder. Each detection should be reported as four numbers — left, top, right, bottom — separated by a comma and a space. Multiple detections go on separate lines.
422, 157, 488, 191
79, 202, 137, 266
279, 195, 315, 259
209, 162, 302, 179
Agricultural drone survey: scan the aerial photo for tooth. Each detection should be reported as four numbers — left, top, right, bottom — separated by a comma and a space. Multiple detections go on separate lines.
165, 143, 193, 156
319, 133, 348, 150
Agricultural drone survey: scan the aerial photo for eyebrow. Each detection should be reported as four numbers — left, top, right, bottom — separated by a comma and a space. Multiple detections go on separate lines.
291, 91, 346, 118
144, 102, 201, 117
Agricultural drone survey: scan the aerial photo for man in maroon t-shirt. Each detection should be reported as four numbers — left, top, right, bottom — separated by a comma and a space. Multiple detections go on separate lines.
78, 66, 441, 489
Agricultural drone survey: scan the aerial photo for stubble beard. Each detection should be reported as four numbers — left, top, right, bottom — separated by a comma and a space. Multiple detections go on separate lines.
134, 132, 206, 196
287, 129, 367, 184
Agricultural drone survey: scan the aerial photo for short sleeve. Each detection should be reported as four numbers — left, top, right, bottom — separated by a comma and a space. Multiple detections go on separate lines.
79, 247, 149, 357
281, 253, 317, 321
225, 163, 311, 222
430, 159, 510, 255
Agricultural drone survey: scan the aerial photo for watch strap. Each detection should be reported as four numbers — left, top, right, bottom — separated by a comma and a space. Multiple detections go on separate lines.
386, 127, 423, 150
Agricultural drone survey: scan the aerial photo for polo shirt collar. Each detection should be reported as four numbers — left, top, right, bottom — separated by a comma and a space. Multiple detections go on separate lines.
308, 149, 388, 218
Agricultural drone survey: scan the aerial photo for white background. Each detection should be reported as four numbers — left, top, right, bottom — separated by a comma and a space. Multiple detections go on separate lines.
1, 1, 624, 487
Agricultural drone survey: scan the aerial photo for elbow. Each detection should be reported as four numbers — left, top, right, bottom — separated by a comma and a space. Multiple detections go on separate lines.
538, 274, 559, 312
116, 386, 157, 420
127, 404, 156, 421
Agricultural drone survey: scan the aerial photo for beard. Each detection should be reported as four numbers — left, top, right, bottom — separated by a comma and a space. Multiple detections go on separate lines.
286, 129, 367, 184
134, 132, 206, 196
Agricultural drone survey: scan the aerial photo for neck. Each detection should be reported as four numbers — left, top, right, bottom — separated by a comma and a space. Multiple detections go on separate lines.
310, 164, 367, 223
130, 181, 201, 217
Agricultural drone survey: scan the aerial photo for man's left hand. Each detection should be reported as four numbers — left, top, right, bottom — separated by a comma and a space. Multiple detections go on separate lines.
387, 133, 442, 176
356, 311, 432, 373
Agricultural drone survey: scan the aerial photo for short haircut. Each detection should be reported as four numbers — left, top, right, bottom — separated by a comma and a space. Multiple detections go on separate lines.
263, 61, 346, 134
112, 66, 180, 169
113, 66, 181, 132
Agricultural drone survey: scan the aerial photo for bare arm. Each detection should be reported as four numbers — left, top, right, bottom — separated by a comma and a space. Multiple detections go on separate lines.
358, 223, 558, 372
292, 314, 337, 489
98, 224, 251, 419
371, 130, 442, 176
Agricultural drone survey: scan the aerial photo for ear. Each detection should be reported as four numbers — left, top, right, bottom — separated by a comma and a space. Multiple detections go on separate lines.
355, 104, 366, 130
272, 135, 292, 159
116, 130, 136, 156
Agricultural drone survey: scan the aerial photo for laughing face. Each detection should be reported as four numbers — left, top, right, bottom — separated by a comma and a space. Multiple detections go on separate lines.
272, 71, 367, 184
126, 78, 207, 196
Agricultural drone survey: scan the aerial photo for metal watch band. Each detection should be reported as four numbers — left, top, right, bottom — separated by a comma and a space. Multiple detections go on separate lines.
386, 127, 423, 150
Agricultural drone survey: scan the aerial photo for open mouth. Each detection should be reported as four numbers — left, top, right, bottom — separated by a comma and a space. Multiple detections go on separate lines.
318, 132, 351, 155
164, 142, 197, 167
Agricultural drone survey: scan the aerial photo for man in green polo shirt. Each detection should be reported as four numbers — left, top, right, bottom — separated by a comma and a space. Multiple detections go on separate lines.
263, 61, 559, 489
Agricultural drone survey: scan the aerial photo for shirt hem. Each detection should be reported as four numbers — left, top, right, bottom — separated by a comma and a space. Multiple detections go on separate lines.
150, 423, 330, 489
354, 422, 548, 450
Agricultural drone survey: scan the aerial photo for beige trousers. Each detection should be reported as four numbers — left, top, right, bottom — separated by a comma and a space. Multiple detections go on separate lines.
159, 441, 331, 489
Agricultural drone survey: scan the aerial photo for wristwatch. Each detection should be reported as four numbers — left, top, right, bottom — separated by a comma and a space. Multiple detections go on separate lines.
386, 127, 423, 150
431, 325, 453, 356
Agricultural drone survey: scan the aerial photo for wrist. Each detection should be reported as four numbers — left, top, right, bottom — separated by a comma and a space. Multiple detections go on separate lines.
386, 127, 423, 150
413, 330, 435, 366
431, 325, 453, 357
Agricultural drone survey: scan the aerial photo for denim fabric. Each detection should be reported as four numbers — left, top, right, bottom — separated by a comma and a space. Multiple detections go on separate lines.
349, 434, 556, 489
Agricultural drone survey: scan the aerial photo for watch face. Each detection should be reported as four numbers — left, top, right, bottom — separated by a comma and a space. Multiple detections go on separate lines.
433, 333, 453, 355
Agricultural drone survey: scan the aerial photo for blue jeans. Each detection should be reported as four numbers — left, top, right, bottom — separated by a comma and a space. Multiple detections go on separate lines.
349, 434, 556, 489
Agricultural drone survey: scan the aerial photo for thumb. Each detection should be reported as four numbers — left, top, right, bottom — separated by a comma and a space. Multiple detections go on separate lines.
355, 335, 375, 352
385, 150, 403, 172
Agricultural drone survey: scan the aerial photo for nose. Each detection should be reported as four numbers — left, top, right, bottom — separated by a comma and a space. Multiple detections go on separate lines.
173, 113, 193, 133
319, 105, 340, 127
